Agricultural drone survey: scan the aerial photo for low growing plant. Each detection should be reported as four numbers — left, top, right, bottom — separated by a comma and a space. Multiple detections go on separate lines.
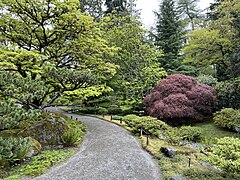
61, 127, 84, 147
5, 149, 76, 179
179, 126, 203, 142
213, 108, 240, 132
124, 115, 171, 136
207, 137, 240, 175
0, 136, 31, 167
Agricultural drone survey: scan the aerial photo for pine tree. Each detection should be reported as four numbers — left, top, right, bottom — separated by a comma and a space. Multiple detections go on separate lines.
105, 0, 127, 14
79, 0, 104, 21
155, 0, 184, 71
177, 0, 202, 30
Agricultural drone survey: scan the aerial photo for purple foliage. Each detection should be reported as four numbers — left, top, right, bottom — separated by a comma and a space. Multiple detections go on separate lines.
144, 74, 217, 123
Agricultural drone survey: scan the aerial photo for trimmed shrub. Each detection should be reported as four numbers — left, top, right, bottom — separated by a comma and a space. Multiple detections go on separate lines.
164, 128, 182, 145
179, 126, 203, 142
213, 108, 240, 132
214, 80, 240, 109
98, 107, 108, 115
77, 107, 100, 114
207, 137, 240, 174
124, 115, 170, 136
144, 74, 217, 124
108, 107, 123, 115
0, 137, 31, 167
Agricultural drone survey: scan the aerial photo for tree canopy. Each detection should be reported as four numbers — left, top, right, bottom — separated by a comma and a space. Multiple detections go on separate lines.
0, 0, 116, 109
183, 0, 240, 80
155, 0, 185, 71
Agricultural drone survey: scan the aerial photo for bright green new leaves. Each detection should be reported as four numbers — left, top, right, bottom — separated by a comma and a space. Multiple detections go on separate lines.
64, 84, 113, 102
183, 28, 232, 65
0, 0, 116, 108
183, 0, 240, 80
207, 137, 240, 174
101, 14, 166, 103
0, 49, 43, 77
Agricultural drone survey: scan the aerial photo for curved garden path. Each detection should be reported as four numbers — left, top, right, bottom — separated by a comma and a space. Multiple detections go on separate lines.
34, 107, 161, 180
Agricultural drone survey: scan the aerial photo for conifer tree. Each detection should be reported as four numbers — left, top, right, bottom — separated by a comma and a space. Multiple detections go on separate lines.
155, 0, 184, 71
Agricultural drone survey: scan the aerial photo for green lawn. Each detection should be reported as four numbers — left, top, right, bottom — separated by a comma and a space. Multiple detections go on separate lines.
193, 122, 240, 145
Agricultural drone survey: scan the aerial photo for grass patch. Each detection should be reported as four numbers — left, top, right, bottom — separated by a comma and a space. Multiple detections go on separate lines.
194, 122, 240, 145
4, 148, 77, 179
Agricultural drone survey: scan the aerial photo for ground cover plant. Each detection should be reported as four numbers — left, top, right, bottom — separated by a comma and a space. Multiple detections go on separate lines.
0, 108, 86, 179
213, 108, 240, 133
3, 149, 77, 179
97, 113, 240, 180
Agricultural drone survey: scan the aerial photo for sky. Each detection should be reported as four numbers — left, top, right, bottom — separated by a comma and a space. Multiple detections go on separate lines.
136, 0, 215, 28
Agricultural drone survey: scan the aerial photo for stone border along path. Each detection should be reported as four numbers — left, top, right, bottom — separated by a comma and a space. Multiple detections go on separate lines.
34, 107, 161, 180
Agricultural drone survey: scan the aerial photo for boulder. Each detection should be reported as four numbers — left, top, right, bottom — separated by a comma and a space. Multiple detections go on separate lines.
26, 138, 42, 158
160, 146, 177, 158
160, 146, 195, 158
20, 113, 69, 149
170, 175, 187, 180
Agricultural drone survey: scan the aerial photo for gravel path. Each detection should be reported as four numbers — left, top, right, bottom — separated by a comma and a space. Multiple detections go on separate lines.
34, 107, 161, 180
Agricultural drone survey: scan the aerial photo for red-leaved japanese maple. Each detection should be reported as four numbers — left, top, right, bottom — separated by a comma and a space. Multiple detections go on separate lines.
144, 74, 217, 124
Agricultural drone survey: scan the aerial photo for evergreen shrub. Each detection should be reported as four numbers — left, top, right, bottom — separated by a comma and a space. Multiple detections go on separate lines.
107, 107, 123, 115
124, 115, 170, 136
207, 137, 240, 174
0, 137, 31, 167
0, 101, 41, 130
213, 108, 240, 132
179, 126, 203, 142
214, 80, 240, 109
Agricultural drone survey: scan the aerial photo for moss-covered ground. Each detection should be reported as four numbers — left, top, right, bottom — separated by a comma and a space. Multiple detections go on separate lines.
97, 115, 239, 180
0, 113, 86, 180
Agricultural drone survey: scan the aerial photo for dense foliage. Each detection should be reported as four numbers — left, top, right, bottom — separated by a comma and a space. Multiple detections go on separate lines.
155, 0, 184, 71
101, 13, 166, 106
197, 74, 217, 86
0, 137, 31, 167
179, 126, 203, 142
124, 115, 170, 136
144, 74, 217, 124
0, 0, 116, 109
0, 101, 41, 130
213, 108, 240, 132
214, 80, 240, 109
207, 137, 240, 174
183, 0, 240, 80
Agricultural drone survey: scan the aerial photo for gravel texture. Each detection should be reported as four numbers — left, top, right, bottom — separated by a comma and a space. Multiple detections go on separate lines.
34, 107, 161, 180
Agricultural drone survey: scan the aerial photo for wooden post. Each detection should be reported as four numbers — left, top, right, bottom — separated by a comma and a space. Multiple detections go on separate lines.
188, 158, 191, 167
146, 135, 149, 146
111, 116, 112, 121
120, 119, 122, 124
140, 128, 143, 137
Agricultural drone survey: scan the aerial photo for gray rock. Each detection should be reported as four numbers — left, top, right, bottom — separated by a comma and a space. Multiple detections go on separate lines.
160, 146, 177, 158
170, 175, 187, 180
21, 114, 69, 149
